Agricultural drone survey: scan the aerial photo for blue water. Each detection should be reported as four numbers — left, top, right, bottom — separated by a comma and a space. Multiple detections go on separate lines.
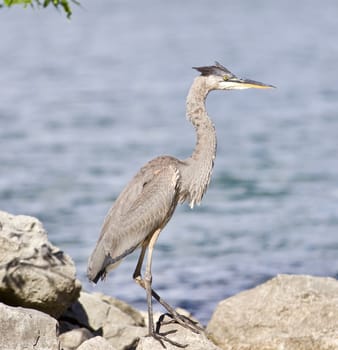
1, 0, 338, 324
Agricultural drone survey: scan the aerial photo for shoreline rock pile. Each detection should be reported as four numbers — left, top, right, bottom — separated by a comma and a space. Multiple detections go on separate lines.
1, 209, 337, 350
0, 210, 81, 318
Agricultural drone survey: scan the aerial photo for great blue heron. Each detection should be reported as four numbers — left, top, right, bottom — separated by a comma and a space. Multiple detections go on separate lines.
87, 62, 273, 347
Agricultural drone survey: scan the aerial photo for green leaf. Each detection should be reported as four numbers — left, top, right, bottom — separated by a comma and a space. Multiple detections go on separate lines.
1, 0, 79, 18
4, 0, 32, 5
43, 0, 51, 8
60, 0, 71, 18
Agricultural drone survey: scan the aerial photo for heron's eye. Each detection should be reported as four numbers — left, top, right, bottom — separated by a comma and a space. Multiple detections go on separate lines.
223, 76, 229, 81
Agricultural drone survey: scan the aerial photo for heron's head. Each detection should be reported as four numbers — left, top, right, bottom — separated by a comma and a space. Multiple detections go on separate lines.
193, 62, 274, 91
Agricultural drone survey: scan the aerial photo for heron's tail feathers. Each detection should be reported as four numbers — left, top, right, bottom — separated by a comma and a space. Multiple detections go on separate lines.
87, 238, 137, 283
87, 239, 111, 283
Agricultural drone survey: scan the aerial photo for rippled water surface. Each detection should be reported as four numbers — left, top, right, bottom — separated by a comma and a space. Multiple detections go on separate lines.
1, 0, 338, 323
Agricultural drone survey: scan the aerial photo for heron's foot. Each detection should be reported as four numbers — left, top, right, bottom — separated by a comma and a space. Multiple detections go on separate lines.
148, 329, 187, 349
157, 312, 204, 335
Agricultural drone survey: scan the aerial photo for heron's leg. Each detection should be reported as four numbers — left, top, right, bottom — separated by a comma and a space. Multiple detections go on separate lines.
144, 231, 158, 335
133, 239, 203, 336
137, 230, 188, 348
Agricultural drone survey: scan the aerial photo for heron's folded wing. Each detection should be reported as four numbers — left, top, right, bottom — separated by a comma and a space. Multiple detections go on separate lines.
88, 164, 180, 279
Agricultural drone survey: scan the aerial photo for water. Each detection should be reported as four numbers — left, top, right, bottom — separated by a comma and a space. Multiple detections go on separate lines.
1, 0, 338, 324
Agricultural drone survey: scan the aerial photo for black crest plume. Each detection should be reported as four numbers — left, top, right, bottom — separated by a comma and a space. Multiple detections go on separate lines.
193, 61, 233, 77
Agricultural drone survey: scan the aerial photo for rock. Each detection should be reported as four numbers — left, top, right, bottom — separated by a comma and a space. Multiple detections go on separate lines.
105, 324, 146, 350
63, 291, 217, 349
0, 302, 59, 350
207, 274, 338, 350
0, 210, 81, 318
77, 336, 117, 350
59, 327, 93, 350
136, 313, 222, 350
63, 291, 145, 329
63, 291, 147, 349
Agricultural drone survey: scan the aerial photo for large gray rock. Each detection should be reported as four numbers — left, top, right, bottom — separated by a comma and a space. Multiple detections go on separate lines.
63, 291, 147, 350
0, 210, 81, 318
207, 274, 338, 350
0, 302, 59, 350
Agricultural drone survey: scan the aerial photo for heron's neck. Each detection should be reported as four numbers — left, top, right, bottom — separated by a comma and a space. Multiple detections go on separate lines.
182, 76, 217, 208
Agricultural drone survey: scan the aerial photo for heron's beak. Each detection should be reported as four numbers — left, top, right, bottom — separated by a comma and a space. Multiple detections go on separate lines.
229, 77, 275, 89
238, 78, 275, 89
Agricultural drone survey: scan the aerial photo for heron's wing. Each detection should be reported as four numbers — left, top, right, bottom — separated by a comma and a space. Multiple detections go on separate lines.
87, 162, 180, 282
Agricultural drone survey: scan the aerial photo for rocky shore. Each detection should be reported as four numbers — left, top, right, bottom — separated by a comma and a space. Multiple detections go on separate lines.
1, 209, 337, 350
